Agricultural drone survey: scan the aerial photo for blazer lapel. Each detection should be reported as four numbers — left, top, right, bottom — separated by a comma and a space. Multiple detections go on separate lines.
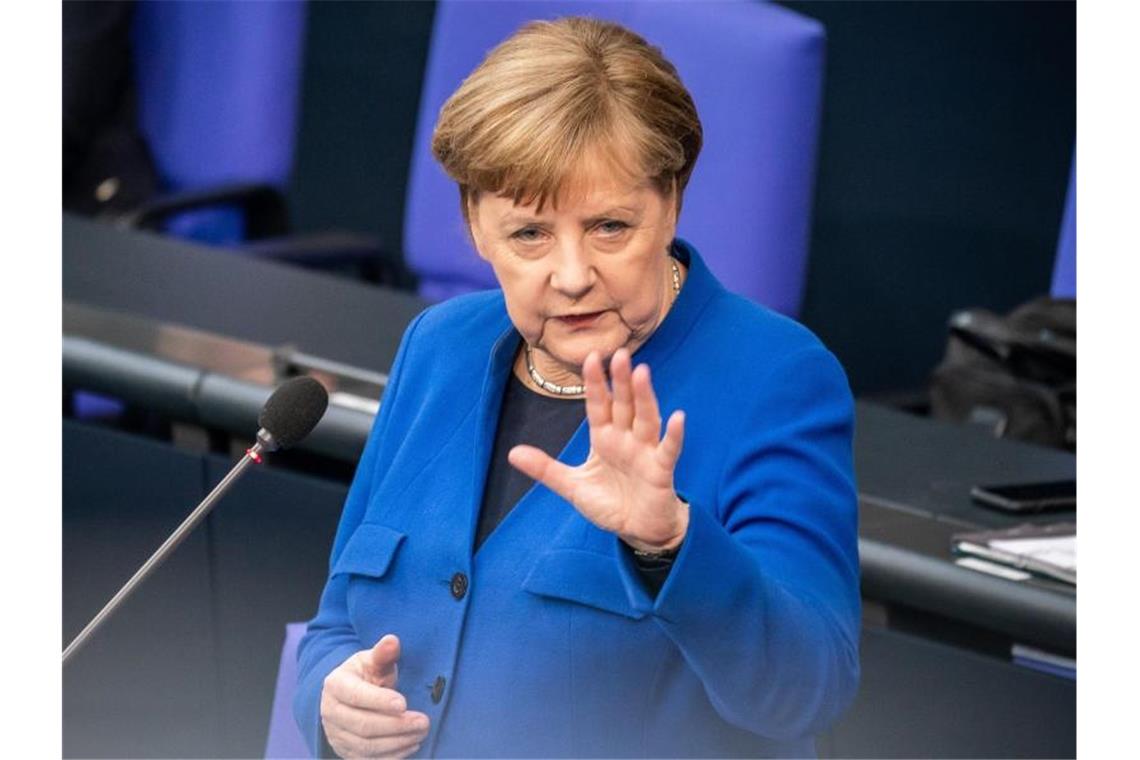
466, 332, 599, 560
465, 323, 520, 556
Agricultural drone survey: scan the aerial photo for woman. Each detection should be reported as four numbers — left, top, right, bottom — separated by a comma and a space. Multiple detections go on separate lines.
295, 17, 859, 758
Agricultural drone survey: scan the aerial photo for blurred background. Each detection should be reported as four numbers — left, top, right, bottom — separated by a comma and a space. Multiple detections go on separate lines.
64, 0, 1075, 396
304, 0, 1074, 395
62, 1, 1076, 758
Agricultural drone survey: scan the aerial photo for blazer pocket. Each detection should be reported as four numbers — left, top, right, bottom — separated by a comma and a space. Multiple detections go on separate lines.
522, 549, 647, 620
331, 523, 406, 579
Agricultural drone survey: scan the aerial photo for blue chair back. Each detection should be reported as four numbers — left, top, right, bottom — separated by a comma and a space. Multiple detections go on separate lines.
405, 0, 826, 316
131, 0, 307, 244
1051, 153, 1075, 298
264, 622, 311, 759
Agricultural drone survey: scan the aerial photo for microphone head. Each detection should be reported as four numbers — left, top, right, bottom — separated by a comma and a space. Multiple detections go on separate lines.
258, 376, 329, 450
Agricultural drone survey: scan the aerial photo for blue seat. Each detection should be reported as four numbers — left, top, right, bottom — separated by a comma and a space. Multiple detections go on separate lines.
264, 622, 311, 759
71, 1, 308, 421
122, 2, 413, 286
404, 0, 826, 316
1051, 153, 1075, 299
131, 0, 307, 245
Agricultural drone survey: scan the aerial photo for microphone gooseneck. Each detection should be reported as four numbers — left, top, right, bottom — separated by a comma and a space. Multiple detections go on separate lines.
63, 377, 330, 666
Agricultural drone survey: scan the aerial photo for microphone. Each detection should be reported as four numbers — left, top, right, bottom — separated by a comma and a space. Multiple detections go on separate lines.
256, 375, 330, 452
63, 376, 329, 665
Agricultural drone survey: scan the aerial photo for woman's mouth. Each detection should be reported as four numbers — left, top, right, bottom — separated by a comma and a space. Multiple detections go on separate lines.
556, 310, 605, 328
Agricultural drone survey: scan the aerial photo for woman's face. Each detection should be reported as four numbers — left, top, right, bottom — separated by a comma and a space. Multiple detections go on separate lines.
468, 167, 678, 376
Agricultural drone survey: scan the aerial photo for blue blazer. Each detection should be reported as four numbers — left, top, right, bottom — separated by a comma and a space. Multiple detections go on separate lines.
294, 241, 860, 758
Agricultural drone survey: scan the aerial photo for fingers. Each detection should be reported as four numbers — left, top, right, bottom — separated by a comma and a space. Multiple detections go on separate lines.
324, 700, 429, 741
586, 349, 676, 455
631, 364, 662, 443
327, 666, 406, 714
609, 348, 634, 429
392, 740, 425, 759
328, 730, 423, 760
508, 445, 577, 504
655, 410, 686, 470
363, 634, 400, 688
583, 351, 611, 435
326, 715, 427, 760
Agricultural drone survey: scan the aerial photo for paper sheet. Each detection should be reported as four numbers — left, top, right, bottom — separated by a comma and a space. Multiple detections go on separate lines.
989, 535, 1076, 572
955, 556, 1032, 581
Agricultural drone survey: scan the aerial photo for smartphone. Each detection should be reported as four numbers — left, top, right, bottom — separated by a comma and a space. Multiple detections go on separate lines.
970, 480, 1076, 514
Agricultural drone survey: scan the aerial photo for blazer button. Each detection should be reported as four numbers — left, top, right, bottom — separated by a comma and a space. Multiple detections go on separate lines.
431, 675, 446, 704
450, 572, 468, 600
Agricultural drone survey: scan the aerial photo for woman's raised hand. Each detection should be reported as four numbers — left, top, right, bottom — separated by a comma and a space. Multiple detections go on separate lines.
509, 348, 688, 552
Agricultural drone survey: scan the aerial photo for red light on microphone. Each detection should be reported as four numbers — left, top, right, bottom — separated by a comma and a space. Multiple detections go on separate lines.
247, 448, 263, 464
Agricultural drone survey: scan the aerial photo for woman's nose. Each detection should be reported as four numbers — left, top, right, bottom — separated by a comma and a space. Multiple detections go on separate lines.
549, 242, 594, 299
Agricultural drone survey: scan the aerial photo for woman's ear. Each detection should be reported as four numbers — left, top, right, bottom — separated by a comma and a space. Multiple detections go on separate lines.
666, 177, 680, 238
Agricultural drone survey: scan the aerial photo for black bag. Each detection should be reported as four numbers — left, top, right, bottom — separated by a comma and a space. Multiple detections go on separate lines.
929, 297, 1075, 450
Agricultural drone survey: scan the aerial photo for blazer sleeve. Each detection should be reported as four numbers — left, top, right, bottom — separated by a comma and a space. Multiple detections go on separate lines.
614, 345, 861, 741
292, 310, 427, 757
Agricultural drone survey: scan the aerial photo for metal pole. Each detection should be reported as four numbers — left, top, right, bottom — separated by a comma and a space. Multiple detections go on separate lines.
63, 443, 265, 666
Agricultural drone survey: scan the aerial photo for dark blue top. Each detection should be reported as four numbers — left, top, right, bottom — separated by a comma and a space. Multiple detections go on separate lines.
474, 372, 583, 554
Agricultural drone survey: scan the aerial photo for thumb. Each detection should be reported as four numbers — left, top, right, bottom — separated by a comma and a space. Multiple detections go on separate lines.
362, 633, 400, 688
508, 445, 577, 505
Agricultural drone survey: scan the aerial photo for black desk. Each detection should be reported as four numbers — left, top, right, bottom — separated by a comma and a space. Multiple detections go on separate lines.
856, 403, 1075, 655
64, 214, 426, 374
835, 406, 1075, 758
63, 216, 1075, 757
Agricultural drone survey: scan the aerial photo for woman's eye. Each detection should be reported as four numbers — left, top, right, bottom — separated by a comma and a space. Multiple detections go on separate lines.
596, 220, 630, 236
511, 227, 544, 243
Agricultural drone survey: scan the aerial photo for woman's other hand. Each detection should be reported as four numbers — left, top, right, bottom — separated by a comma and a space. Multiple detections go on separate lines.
320, 634, 430, 758
509, 348, 689, 553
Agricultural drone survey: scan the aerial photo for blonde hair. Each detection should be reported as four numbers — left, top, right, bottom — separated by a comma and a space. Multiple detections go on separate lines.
431, 16, 703, 220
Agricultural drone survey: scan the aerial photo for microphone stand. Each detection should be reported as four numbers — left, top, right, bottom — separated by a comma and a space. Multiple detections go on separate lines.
63, 432, 277, 666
